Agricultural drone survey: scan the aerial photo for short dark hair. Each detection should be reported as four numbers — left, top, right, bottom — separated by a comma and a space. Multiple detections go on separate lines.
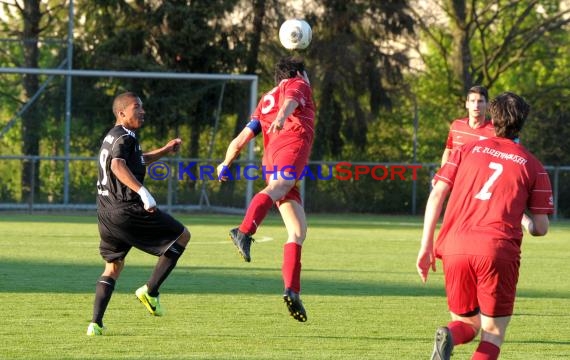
467, 85, 488, 102
274, 56, 305, 84
112, 92, 138, 118
488, 92, 530, 139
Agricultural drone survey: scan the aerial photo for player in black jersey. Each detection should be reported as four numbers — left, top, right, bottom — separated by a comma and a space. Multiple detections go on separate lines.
87, 92, 191, 336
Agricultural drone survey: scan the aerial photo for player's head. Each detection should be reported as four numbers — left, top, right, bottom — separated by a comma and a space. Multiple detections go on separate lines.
112, 92, 145, 130
274, 56, 305, 84
466, 85, 488, 102
465, 85, 489, 120
489, 92, 530, 140
113, 92, 139, 118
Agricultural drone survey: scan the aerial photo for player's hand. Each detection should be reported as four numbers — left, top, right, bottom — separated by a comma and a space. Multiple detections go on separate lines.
217, 163, 230, 182
267, 119, 285, 133
166, 138, 182, 153
137, 186, 157, 212
416, 247, 436, 283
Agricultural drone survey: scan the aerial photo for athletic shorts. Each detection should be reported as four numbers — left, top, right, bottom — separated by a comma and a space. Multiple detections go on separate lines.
442, 254, 520, 317
97, 203, 186, 262
263, 137, 311, 206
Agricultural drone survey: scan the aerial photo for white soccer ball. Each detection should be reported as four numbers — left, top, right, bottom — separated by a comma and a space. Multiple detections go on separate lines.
279, 19, 312, 50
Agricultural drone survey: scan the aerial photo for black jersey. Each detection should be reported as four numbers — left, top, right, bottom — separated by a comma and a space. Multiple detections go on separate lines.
97, 125, 146, 210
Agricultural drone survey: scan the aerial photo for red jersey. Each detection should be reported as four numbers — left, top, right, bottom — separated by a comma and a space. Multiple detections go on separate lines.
445, 118, 495, 150
250, 76, 315, 152
434, 137, 553, 261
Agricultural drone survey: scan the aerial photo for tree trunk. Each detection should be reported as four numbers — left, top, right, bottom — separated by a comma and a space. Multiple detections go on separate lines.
449, 0, 472, 93
21, 0, 42, 203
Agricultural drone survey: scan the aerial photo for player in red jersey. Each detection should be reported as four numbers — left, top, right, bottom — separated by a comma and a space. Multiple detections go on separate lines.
417, 92, 553, 360
217, 56, 315, 322
440, 86, 495, 167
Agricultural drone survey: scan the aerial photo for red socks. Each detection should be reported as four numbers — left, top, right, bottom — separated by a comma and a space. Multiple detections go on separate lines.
282, 242, 302, 293
239, 193, 274, 235
448, 321, 477, 345
445, 321, 500, 359
472, 341, 500, 360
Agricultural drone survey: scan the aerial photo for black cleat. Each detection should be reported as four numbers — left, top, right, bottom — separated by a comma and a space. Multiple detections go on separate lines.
431, 326, 453, 360
229, 228, 254, 262
283, 288, 307, 322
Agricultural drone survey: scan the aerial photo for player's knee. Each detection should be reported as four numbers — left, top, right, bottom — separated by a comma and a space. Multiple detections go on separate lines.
104, 259, 124, 278
289, 228, 307, 244
266, 179, 295, 198
480, 330, 505, 348
177, 227, 191, 247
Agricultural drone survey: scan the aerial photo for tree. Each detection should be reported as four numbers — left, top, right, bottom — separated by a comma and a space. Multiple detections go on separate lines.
0, 0, 68, 201
409, 0, 570, 96
306, 0, 415, 160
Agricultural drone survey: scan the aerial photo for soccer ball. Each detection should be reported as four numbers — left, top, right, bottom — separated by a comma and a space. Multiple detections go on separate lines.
279, 19, 312, 50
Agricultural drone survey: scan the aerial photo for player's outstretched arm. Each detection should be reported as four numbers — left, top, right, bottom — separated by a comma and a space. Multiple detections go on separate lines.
143, 138, 182, 164
217, 128, 255, 182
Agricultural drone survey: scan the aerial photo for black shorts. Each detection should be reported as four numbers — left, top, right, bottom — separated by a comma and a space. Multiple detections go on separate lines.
97, 203, 186, 262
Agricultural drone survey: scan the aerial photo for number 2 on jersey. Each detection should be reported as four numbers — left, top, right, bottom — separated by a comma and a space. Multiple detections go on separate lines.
474, 162, 503, 201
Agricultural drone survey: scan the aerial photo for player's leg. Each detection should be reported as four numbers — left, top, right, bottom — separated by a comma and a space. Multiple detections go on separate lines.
230, 139, 308, 262
229, 175, 294, 262
126, 208, 189, 316
87, 260, 126, 336
238, 173, 296, 235
470, 315, 510, 360
278, 196, 307, 322
145, 227, 190, 297
431, 255, 480, 358
471, 256, 518, 360
88, 212, 130, 335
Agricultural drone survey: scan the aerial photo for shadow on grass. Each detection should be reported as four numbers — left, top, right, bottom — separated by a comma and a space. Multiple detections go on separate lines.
0, 259, 440, 296
1, 260, 568, 300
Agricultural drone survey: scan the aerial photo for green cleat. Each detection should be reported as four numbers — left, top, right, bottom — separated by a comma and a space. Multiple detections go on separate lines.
135, 285, 164, 316
86, 322, 104, 336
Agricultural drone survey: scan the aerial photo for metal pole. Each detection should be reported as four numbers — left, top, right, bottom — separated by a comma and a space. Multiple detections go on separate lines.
412, 96, 418, 215
63, 0, 74, 204
245, 76, 258, 208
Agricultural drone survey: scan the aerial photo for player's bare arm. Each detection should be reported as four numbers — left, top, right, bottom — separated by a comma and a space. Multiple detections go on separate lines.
111, 158, 156, 212
417, 181, 450, 283
217, 128, 255, 182
268, 98, 299, 133
522, 213, 549, 236
143, 138, 182, 164
440, 148, 451, 167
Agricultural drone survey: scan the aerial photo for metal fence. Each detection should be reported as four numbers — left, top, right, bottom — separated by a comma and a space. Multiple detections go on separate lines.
0, 155, 567, 219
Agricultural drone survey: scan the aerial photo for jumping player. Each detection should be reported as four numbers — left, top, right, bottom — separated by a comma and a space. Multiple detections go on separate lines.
87, 92, 191, 335
217, 56, 315, 322
417, 92, 553, 359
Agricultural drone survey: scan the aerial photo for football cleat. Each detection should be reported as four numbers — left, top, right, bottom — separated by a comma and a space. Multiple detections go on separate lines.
229, 228, 254, 262
431, 326, 454, 360
135, 285, 164, 316
86, 322, 104, 336
283, 288, 307, 322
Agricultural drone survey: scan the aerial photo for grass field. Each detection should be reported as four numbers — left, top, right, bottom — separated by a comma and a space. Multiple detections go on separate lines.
0, 213, 569, 359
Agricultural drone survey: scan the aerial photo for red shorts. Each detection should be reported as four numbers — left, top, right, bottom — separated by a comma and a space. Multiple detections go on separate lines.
442, 254, 520, 317
263, 137, 311, 206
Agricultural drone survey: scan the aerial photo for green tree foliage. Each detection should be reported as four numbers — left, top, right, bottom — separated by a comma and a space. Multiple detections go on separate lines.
304, 0, 414, 160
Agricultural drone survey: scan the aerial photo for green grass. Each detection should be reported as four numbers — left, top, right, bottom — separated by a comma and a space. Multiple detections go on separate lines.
0, 213, 569, 359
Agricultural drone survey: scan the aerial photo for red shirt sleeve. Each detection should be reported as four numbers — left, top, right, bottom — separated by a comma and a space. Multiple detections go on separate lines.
528, 165, 554, 214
